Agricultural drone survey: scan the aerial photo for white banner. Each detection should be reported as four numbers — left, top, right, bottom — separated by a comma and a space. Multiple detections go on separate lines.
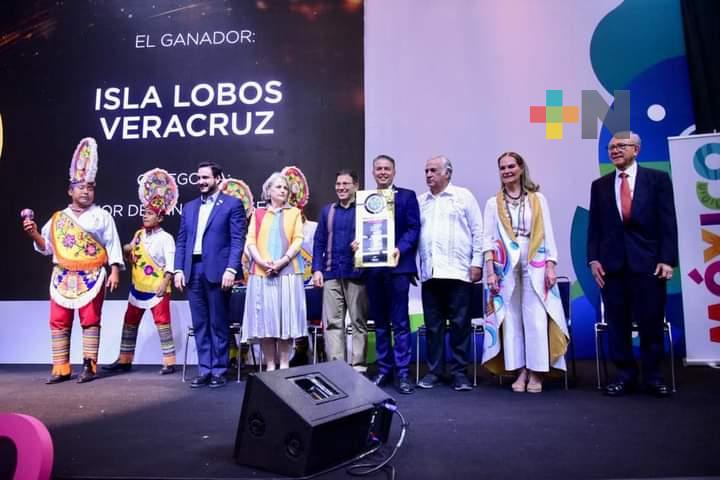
668, 133, 720, 364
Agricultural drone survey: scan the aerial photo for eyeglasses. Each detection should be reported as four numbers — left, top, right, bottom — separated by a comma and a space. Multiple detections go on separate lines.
607, 143, 636, 151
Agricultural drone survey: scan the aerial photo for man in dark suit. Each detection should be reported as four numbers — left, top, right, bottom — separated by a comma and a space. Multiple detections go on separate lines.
587, 131, 678, 397
174, 162, 246, 389
366, 154, 420, 394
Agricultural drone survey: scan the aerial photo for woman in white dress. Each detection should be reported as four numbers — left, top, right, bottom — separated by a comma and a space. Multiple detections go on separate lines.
482, 152, 569, 393
242, 172, 306, 370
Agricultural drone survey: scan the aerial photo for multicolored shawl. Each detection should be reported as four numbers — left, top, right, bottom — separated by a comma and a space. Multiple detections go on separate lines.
247, 206, 304, 277
482, 191, 569, 375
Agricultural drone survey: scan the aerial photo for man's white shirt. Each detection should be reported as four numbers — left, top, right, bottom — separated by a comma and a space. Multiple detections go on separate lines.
417, 184, 483, 283
192, 191, 218, 255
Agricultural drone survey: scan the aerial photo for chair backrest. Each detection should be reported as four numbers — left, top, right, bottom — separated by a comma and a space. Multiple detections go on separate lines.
557, 276, 571, 323
598, 299, 669, 331
230, 285, 247, 325
305, 286, 323, 323
469, 282, 484, 319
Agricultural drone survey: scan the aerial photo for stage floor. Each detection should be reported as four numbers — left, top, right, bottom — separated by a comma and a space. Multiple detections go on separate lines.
1, 361, 720, 480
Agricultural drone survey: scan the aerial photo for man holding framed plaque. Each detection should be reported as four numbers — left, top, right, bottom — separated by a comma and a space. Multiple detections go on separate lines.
360, 154, 420, 394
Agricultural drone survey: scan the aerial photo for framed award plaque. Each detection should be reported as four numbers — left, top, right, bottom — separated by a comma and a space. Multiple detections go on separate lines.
355, 189, 396, 268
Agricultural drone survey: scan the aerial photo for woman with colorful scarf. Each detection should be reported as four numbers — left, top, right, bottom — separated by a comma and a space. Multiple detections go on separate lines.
241, 172, 306, 370
481, 152, 568, 393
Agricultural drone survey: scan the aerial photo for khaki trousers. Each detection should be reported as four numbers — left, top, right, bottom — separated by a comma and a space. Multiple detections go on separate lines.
322, 279, 368, 368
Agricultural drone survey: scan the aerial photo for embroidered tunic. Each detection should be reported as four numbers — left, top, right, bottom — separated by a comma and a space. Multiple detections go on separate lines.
35, 206, 124, 309
127, 228, 175, 309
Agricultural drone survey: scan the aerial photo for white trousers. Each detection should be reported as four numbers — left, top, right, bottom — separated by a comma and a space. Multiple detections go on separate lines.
502, 238, 550, 372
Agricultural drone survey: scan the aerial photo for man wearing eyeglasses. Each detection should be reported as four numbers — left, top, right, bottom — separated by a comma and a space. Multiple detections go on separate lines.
312, 170, 369, 371
587, 131, 678, 398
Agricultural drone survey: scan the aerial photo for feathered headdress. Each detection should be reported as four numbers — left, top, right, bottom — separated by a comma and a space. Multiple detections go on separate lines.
281, 165, 309, 209
69, 137, 98, 185
219, 177, 254, 218
138, 168, 178, 215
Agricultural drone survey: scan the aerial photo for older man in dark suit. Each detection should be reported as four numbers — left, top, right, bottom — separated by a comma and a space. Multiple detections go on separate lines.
366, 154, 421, 394
587, 131, 678, 397
174, 162, 246, 389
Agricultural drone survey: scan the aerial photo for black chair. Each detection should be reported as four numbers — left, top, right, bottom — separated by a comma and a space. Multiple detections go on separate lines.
594, 301, 676, 392
182, 326, 195, 383
468, 282, 486, 386
556, 276, 574, 389
344, 319, 375, 367
305, 286, 324, 363
305, 286, 373, 366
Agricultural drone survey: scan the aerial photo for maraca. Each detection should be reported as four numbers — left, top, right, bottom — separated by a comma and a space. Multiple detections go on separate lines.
20, 208, 35, 221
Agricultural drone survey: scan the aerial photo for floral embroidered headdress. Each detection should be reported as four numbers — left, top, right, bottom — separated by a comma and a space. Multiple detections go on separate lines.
69, 137, 98, 186
138, 168, 179, 216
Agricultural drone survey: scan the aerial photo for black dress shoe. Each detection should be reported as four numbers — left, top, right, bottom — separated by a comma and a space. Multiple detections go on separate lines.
370, 372, 392, 387
644, 382, 671, 398
46, 373, 72, 385
209, 375, 227, 388
102, 360, 132, 372
604, 380, 635, 397
77, 359, 97, 384
190, 374, 211, 388
159, 365, 176, 375
395, 375, 415, 395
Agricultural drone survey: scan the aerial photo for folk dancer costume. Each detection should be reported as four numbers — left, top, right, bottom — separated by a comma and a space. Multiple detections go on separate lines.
33, 138, 124, 382
109, 168, 179, 372
481, 191, 569, 375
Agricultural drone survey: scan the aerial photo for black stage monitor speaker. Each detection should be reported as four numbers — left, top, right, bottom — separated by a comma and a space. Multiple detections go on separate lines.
234, 360, 394, 477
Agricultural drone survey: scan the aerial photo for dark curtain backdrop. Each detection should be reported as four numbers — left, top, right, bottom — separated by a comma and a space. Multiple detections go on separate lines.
0, 1, 364, 300
681, 0, 720, 133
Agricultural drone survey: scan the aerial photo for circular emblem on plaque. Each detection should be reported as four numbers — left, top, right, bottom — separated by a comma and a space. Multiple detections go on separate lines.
365, 193, 386, 214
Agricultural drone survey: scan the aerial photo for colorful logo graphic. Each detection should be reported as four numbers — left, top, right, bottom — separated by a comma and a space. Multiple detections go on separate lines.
568, 0, 693, 357
529, 90, 579, 140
